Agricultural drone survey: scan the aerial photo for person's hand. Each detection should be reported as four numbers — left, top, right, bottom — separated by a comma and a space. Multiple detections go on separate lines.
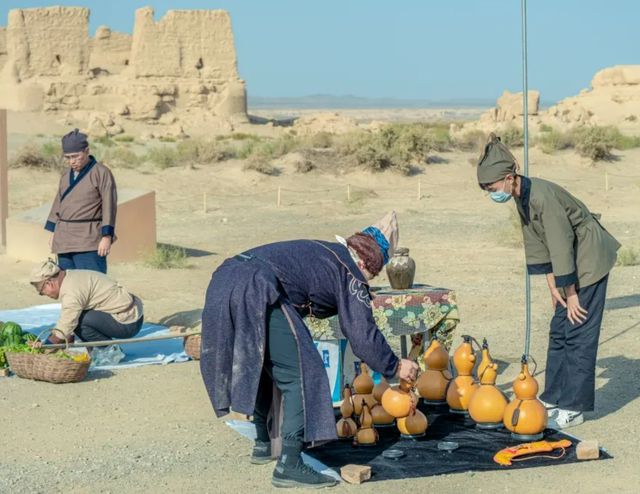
566, 293, 588, 325
28, 340, 43, 349
396, 358, 419, 382
98, 236, 112, 257
549, 287, 566, 311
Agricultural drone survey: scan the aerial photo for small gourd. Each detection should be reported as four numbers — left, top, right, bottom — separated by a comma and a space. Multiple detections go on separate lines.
446, 335, 478, 413
336, 385, 357, 438
353, 362, 374, 394
355, 402, 378, 445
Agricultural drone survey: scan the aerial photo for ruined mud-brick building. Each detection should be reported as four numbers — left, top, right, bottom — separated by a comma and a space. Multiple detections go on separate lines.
0, 6, 248, 135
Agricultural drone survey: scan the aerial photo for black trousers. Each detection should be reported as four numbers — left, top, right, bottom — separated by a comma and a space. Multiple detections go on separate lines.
74, 310, 143, 343
540, 274, 609, 412
253, 306, 304, 443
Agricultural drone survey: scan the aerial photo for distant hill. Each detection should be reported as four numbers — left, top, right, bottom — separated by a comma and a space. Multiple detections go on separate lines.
248, 94, 495, 109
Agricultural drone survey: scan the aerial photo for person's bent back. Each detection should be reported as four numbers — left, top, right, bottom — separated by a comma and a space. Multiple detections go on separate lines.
30, 259, 143, 345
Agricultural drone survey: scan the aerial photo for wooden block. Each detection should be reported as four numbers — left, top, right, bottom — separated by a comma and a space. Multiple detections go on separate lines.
576, 440, 600, 460
0, 368, 10, 377
340, 464, 372, 484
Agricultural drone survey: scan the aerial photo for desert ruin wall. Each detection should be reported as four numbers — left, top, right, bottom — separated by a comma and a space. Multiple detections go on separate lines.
0, 6, 247, 135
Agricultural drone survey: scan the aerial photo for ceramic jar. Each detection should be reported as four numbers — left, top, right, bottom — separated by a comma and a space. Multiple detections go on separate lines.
386, 247, 416, 290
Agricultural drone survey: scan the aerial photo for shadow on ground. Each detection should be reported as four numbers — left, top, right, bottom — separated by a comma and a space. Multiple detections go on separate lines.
605, 293, 640, 311
158, 308, 203, 328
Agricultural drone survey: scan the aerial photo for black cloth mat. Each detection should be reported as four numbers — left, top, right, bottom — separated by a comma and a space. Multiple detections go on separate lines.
308, 404, 611, 481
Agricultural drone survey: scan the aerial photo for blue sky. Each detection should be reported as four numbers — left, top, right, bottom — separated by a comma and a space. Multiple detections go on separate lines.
2, 1, 638, 103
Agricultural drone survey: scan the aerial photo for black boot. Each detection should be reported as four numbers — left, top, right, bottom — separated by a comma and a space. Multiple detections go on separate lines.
272, 439, 337, 489
251, 440, 274, 465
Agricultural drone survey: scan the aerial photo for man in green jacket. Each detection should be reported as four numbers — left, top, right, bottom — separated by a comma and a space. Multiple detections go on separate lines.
477, 134, 620, 429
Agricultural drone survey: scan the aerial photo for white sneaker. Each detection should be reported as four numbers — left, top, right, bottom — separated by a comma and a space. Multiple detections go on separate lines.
548, 409, 584, 430
539, 399, 559, 417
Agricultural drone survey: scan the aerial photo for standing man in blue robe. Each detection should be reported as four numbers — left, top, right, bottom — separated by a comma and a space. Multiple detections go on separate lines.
44, 129, 117, 274
200, 212, 419, 489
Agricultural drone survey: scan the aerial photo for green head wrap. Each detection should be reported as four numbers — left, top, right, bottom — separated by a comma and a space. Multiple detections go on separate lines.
476, 133, 518, 187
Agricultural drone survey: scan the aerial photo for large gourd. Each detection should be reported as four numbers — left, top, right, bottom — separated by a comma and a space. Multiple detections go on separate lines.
396, 406, 428, 438
372, 376, 390, 403
370, 377, 395, 426
468, 340, 508, 429
446, 335, 478, 414
415, 338, 452, 405
503, 356, 547, 441
381, 379, 415, 418
336, 385, 358, 438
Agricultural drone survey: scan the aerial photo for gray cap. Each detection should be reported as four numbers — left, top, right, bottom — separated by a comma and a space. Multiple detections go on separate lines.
61, 128, 89, 153
476, 133, 518, 186
30, 259, 61, 285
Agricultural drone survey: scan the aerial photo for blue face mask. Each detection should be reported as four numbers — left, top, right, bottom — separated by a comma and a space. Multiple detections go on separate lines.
489, 178, 513, 203
490, 190, 512, 203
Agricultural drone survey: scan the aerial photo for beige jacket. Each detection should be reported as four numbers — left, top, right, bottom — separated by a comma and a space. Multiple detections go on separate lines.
55, 270, 143, 337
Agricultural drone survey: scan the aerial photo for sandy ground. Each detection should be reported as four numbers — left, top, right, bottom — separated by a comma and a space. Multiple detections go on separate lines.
1, 111, 640, 493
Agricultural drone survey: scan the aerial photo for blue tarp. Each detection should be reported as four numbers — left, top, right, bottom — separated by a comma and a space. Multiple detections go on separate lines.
0, 303, 190, 370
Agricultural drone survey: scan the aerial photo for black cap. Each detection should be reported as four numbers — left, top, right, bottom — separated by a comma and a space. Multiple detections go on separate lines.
61, 128, 89, 153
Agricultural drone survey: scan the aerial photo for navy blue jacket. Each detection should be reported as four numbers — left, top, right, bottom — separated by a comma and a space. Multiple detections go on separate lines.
200, 240, 399, 443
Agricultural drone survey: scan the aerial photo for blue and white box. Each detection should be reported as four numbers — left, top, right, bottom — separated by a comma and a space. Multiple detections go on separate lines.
314, 339, 347, 405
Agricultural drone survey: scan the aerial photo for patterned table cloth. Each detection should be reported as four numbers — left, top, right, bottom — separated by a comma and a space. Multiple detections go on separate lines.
306, 284, 460, 351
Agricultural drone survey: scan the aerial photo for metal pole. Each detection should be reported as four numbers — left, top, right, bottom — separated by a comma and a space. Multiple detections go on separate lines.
521, 0, 532, 357
41, 330, 201, 350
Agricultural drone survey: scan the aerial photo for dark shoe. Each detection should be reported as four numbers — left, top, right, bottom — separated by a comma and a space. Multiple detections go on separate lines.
251, 440, 274, 465
272, 440, 337, 489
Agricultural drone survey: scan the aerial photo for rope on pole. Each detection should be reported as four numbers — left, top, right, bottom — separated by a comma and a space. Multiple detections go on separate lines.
521, 0, 532, 358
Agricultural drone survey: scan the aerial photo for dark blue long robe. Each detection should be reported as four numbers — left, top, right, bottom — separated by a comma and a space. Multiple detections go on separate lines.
200, 240, 399, 443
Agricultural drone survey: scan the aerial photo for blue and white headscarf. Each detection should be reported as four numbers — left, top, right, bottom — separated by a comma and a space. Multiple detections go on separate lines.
361, 226, 390, 264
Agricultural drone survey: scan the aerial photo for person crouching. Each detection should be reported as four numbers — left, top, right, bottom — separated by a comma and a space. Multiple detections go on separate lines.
29, 259, 144, 347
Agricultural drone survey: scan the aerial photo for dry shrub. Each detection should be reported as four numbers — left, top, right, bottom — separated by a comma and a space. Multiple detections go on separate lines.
102, 147, 139, 168
536, 127, 573, 154
304, 131, 334, 149
335, 123, 447, 175
501, 125, 524, 148
537, 125, 640, 159
114, 135, 135, 143
616, 246, 640, 267
10, 144, 63, 170
176, 138, 231, 164
145, 146, 179, 169
243, 153, 279, 175
145, 244, 191, 269
571, 126, 618, 161
453, 130, 486, 152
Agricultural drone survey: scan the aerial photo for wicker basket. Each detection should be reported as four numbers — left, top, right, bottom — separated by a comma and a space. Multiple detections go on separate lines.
184, 334, 201, 360
31, 353, 90, 384
5, 351, 37, 379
